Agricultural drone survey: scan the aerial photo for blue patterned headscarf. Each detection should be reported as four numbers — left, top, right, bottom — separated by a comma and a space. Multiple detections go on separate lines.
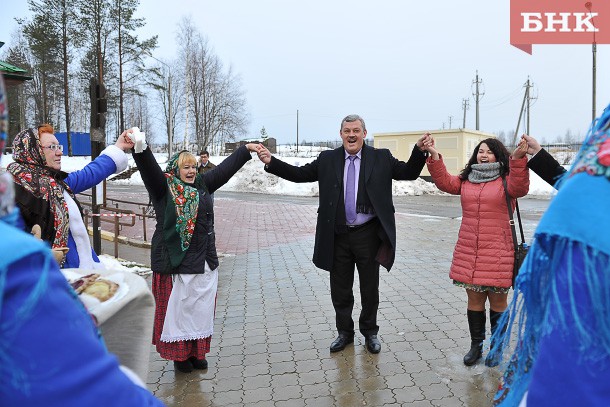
491, 104, 610, 406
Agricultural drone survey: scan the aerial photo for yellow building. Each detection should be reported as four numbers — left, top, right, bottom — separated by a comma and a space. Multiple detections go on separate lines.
373, 129, 496, 176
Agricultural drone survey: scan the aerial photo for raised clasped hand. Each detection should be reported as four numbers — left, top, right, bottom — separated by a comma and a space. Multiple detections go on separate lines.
117, 128, 136, 151
417, 133, 431, 151
512, 137, 528, 159
256, 146, 271, 164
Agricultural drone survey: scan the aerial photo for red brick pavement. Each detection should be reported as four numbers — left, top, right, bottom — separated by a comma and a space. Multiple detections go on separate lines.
213, 198, 317, 254
110, 196, 318, 255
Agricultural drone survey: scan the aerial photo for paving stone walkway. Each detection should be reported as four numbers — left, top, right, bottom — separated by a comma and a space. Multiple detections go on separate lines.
135, 193, 537, 407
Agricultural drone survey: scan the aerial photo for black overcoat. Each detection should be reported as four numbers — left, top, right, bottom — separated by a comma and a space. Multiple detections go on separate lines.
527, 148, 566, 188
265, 143, 426, 271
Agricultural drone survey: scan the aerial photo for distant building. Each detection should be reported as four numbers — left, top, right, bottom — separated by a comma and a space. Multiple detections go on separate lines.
373, 129, 496, 177
1, 41, 34, 141
224, 137, 276, 154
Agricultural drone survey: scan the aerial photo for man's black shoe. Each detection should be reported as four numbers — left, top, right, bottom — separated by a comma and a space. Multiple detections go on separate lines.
365, 335, 381, 354
330, 334, 354, 352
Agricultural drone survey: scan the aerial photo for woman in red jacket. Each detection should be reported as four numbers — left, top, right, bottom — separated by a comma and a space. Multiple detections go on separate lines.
424, 137, 529, 367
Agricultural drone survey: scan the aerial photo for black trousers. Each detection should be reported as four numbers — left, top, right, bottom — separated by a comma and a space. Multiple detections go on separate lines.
330, 220, 381, 337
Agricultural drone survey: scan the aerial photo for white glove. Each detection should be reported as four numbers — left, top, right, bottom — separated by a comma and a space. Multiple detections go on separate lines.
128, 127, 148, 153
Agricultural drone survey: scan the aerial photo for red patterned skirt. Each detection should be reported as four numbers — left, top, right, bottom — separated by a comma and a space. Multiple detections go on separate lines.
152, 273, 212, 361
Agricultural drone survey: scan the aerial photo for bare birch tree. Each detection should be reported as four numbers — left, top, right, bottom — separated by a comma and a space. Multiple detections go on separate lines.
177, 17, 249, 152
111, 0, 157, 132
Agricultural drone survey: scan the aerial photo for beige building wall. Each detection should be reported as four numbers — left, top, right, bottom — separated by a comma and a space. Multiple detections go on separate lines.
372, 129, 497, 176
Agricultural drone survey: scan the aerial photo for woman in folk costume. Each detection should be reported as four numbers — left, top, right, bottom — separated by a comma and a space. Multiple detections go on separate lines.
132, 134, 262, 373
7, 124, 133, 268
0, 77, 164, 407
424, 137, 529, 367
491, 104, 610, 406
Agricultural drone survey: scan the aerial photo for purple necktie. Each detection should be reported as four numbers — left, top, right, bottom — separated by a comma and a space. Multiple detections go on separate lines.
345, 156, 357, 223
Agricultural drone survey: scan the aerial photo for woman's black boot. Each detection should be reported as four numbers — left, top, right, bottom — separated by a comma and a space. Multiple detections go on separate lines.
174, 359, 194, 373
485, 309, 507, 367
464, 310, 486, 366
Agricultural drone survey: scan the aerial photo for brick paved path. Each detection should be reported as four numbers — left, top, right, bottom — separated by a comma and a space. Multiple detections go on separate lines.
142, 193, 526, 407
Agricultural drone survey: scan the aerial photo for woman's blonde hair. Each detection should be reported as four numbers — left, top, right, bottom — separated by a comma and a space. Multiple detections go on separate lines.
177, 151, 197, 169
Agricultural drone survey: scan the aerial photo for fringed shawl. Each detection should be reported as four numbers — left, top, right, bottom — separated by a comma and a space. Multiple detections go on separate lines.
491, 104, 610, 406
7, 128, 75, 248
162, 151, 202, 268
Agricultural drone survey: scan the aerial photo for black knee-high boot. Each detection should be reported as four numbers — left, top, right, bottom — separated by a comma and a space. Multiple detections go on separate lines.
485, 309, 507, 367
464, 310, 486, 366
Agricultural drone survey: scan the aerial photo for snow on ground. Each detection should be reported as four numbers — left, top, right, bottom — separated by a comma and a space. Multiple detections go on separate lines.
98, 254, 152, 275
2, 150, 560, 198
114, 152, 560, 198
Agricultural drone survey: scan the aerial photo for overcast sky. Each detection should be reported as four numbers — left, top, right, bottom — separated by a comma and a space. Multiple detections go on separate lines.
2, 1, 609, 145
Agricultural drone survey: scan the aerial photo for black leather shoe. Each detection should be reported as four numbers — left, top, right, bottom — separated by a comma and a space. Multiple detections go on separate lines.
365, 335, 381, 354
330, 334, 354, 352
174, 359, 194, 373
189, 357, 208, 370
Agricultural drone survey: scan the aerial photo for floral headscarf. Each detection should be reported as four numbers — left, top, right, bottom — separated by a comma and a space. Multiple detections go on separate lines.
163, 151, 200, 267
7, 128, 73, 248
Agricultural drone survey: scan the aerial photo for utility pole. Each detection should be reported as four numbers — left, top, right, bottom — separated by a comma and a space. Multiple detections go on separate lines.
586, 2, 597, 121
472, 71, 485, 130
525, 78, 535, 135
462, 98, 470, 128
512, 79, 531, 146
296, 109, 299, 154
448, 115, 453, 129
591, 41, 597, 121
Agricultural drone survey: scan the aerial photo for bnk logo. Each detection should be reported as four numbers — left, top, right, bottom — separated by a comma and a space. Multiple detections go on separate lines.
521, 12, 597, 32
510, 0, 610, 54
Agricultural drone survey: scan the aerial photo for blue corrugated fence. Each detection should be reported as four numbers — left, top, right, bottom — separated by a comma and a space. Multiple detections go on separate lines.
55, 132, 91, 156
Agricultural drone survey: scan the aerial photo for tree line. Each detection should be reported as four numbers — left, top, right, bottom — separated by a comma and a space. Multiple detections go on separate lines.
2, 0, 248, 155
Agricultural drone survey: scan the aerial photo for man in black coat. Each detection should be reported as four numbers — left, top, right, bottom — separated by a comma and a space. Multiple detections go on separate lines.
257, 114, 431, 354
522, 134, 566, 188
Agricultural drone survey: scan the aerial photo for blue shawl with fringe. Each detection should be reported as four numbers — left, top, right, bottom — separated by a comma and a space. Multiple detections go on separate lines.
491, 104, 610, 406
0, 208, 54, 394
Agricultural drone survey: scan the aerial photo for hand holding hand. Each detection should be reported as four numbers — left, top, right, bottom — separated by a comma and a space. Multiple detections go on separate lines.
420, 133, 439, 160
115, 129, 136, 151
256, 145, 272, 164
512, 137, 529, 159
417, 133, 432, 152
245, 143, 263, 153
521, 134, 542, 156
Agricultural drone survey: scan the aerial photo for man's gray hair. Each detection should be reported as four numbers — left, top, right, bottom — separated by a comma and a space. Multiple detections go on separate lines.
340, 114, 366, 132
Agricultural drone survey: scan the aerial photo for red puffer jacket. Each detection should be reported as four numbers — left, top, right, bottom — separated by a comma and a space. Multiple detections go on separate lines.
427, 156, 529, 288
